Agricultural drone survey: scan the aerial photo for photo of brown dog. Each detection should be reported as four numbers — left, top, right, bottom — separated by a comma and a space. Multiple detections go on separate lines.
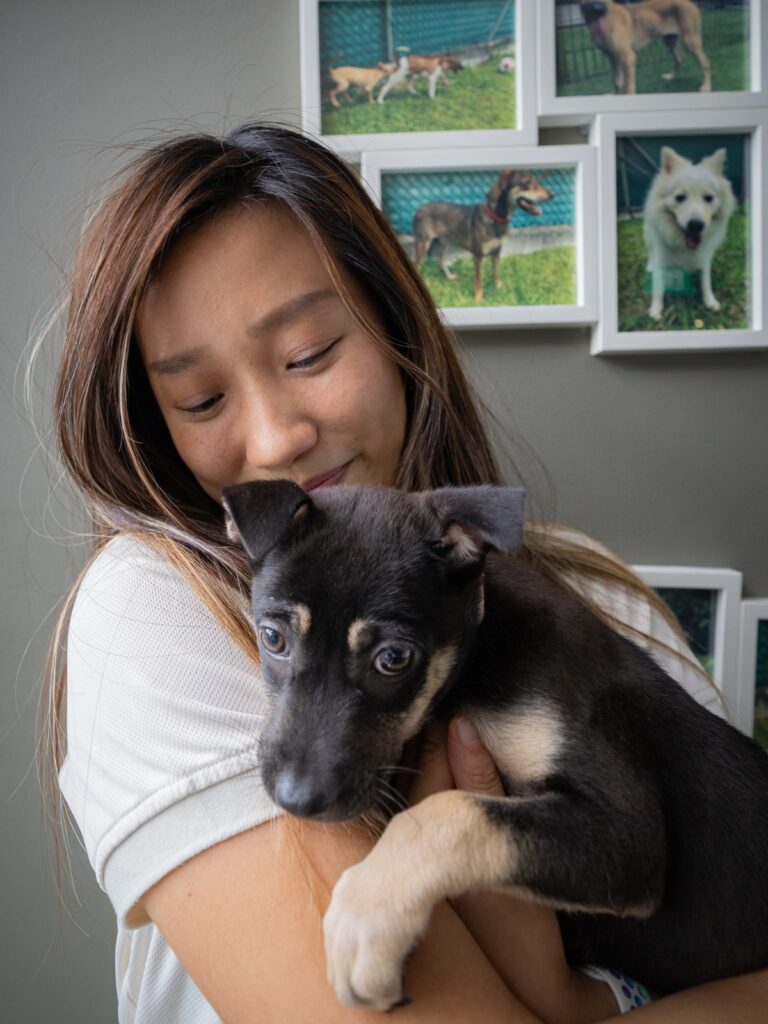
555, 0, 750, 98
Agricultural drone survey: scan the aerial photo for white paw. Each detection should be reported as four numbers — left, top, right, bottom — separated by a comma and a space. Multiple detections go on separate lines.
704, 296, 721, 311
323, 861, 429, 1011
649, 301, 663, 320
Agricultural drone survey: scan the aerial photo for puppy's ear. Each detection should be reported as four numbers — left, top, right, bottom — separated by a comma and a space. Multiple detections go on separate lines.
423, 486, 526, 567
221, 480, 313, 564
701, 147, 727, 176
661, 147, 689, 176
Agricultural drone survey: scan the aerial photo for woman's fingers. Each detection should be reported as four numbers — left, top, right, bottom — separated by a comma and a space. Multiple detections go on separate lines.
406, 719, 454, 804
447, 717, 505, 797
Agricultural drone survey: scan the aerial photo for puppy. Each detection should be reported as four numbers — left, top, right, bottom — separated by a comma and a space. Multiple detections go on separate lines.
642, 146, 736, 320
413, 169, 553, 303
580, 0, 712, 95
222, 480, 768, 1012
377, 52, 462, 104
328, 63, 396, 107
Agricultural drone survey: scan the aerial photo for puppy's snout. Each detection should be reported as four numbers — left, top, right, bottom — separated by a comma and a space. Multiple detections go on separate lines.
273, 768, 329, 818
687, 218, 705, 236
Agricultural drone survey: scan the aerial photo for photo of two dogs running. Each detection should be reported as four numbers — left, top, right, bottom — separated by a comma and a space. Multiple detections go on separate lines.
222, 479, 768, 1013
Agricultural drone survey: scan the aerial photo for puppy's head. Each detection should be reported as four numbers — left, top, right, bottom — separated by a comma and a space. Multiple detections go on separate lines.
490, 169, 554, 217
658, 146, 733, 250
222, 482, 525, 821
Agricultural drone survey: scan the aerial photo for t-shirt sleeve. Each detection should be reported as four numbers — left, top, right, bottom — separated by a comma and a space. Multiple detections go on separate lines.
58, 534, 282, 929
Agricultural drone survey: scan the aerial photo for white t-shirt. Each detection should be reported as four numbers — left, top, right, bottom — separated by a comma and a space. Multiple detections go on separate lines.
58, 531, 726, 1024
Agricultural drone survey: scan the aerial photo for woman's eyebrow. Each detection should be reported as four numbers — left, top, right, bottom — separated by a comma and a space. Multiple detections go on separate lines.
146, 287, 339, 376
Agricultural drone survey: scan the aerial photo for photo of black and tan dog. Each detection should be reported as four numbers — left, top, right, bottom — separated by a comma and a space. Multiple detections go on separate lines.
412, 169, 554, 303
579, 0, 712, 95
223, 479, 768, 1013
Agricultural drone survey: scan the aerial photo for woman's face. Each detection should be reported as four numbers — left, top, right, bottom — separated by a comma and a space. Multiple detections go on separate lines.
136, 203, 407, 502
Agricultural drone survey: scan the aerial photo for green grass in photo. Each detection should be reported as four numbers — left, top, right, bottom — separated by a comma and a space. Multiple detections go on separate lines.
557, 10, 748, 97
321, 58, 515, 136
616, 211, 748, 333
419, 244, 575, 308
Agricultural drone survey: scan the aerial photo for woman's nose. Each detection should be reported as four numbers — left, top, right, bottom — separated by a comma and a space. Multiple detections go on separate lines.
242, 388, 318, 474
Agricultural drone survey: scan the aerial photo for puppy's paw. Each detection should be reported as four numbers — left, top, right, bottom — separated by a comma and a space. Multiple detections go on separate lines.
323, 861, 429, 1011
704, 296, 721, 311
649, 301, 663, 320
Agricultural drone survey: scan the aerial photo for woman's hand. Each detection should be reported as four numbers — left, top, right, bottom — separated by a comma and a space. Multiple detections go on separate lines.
403, 715, 505, 806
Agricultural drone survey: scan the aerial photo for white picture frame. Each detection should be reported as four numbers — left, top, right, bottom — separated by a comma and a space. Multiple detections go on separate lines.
537, 1, 765, 127
299, 0, 538, 156
590, 108, 768, 355
738, 599, 768, 741
634, 566, 743, 727
359, 144, 598, 329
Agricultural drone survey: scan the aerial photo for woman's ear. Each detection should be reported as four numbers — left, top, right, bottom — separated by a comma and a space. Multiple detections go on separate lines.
221, 480, 313, 564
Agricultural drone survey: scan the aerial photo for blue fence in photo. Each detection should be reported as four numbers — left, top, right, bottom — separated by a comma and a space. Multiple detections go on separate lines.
380, 167, 576, 237
320, 0, 515, 70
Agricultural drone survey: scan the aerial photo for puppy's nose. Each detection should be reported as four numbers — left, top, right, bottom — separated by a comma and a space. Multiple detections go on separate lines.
687, 219, 705, 236
273, 768, 329, 817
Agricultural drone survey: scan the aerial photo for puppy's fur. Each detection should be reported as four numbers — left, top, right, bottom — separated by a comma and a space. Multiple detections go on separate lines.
580, 0, 712, 95
222, 481, 768, 1012
643, 145, 736, 320
413, 169, 553, 303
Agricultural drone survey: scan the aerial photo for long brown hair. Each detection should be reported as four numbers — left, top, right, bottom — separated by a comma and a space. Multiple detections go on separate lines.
36, 121, 708, 872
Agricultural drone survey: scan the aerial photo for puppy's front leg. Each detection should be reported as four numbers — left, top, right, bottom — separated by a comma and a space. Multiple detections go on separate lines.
648, 250, 665, 319
323, 790, 513, 1011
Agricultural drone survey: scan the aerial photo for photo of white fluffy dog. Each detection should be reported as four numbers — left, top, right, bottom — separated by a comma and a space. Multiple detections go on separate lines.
643, 146, 736, 320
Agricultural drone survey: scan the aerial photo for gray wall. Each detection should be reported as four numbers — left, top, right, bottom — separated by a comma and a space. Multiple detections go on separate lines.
1, 1, 766, 1020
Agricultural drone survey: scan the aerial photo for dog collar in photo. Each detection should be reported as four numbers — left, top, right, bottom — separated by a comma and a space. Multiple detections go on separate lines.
481, 205, 509, 225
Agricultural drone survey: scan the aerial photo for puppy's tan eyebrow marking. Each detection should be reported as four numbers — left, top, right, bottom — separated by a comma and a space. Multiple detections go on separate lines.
348, 618, 374, 653
290, 604, 311, 638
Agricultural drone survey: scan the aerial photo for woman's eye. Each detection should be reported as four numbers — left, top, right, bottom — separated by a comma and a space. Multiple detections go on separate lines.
182, 394, 222, 415
373, 646, 413, 676
288, 338, 340, 370
260, 626, 287, 656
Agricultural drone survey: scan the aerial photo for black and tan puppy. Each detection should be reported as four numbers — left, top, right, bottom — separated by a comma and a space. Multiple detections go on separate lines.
412, 169, 553, 303
579, 0, 712, 95
222, 481, 768, 1012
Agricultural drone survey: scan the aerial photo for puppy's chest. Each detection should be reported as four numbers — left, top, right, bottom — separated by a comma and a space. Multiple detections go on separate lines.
469, 704, 566, 789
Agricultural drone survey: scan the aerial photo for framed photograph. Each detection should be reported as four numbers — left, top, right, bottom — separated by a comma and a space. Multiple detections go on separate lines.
634, 566, 743, 725
590, 109, 768, 354
299, 0, 537, 155
537, 1, 765, 126
360, 145, 597, 328
738, 599, 768, 748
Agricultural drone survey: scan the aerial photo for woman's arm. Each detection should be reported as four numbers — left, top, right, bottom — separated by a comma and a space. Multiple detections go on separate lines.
142, 812, 547, 1024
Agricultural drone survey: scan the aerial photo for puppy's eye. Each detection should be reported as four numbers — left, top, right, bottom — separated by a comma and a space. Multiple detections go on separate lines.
260, 626, 287, 656
703, 194, 714, 203
373, 646, 413, 676
675, 193, 687, 203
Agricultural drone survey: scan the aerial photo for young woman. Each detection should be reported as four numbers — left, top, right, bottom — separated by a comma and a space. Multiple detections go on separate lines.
40, 122, 767, 1023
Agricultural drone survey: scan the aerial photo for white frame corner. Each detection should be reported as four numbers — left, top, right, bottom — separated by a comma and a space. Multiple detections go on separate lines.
738, 598, 768, 739
633, 566, 743, 726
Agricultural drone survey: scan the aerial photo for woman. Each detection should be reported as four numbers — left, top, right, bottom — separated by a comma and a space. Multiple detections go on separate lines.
40, 122, 767, 1023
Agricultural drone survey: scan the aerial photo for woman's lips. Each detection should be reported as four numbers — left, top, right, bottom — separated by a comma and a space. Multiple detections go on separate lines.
301, 460, 352, 491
